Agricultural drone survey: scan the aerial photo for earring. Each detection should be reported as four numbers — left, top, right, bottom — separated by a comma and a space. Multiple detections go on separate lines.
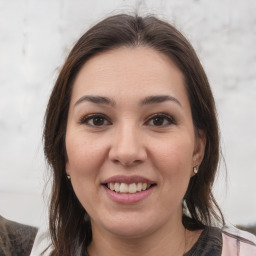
193, 166, 199, 174
67, 174, 71, 180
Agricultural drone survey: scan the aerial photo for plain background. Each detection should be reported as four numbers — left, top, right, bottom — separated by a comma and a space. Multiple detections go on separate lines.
0, 0, 255, 227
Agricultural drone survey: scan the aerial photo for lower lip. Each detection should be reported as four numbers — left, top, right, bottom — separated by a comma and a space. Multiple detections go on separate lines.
103, 185, 155, 204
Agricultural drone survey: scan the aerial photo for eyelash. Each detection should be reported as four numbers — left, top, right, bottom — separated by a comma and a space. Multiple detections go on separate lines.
79, 113, 176, 127
146, 113, 177, 127
79, 114, 111, 126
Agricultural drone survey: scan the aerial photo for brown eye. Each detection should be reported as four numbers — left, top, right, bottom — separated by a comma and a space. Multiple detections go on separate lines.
152, 116, 165, 126
80, 114, 111, 127
91, 116, 105, 126
146, 114, 176, 127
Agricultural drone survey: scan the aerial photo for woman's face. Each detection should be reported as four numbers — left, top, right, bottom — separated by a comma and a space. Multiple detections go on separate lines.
65, 46, 205, 238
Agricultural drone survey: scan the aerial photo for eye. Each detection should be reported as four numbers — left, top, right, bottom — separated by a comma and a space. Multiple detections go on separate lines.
146, 113, 176, 127
79, 114, 111, 127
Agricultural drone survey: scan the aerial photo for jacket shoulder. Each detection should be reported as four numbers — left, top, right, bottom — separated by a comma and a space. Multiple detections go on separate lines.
221, 226, 256, 256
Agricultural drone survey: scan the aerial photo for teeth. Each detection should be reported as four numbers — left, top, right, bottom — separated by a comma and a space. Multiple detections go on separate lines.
136, 182, 142, 192
109, 183, 114, 191
107, 182, 152, 193
114, 183, 120, 192
128, 183, 136, 193
120, 183, 129, 193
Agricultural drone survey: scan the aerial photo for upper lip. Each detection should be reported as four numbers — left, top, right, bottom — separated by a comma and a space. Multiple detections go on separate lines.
102, 175, 156, 185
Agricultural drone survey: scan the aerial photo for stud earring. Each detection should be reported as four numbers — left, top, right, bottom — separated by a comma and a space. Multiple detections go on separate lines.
193, 167, 199, 174
67, 174, 71, 180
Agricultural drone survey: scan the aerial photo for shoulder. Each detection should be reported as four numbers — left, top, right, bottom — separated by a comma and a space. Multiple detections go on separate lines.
221, 226, 256, 256
186, 225, 256, 256
0, 215, 38, 256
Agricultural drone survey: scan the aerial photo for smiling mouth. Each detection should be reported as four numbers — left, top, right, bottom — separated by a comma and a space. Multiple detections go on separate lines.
103, 182, 156, 194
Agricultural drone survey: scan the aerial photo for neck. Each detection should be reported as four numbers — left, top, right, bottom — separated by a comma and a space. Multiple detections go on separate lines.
87, 219, 187, 256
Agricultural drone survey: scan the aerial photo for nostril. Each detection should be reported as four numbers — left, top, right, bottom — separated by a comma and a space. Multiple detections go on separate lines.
119, 158, 145, 167
108, 137, 147, 166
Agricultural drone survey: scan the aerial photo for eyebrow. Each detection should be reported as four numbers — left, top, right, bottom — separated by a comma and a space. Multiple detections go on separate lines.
74, 95, 116, 107
141, 95, 182, 107
74, 95, 182, 108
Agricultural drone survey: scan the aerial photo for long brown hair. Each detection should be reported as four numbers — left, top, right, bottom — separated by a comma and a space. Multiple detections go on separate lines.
43, 14, 224, 255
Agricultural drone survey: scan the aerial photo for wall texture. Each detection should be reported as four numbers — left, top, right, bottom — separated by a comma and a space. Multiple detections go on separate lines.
0, 0, 255, 227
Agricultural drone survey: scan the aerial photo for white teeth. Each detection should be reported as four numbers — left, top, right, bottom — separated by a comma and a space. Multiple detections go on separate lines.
107, 182, 153, 193
109, 183, 114, 191
142, 183, 147, 190
120, 183, 129, 193
136, 183, 142, 191
128, 183, 137, 193
114, 183, 120, 192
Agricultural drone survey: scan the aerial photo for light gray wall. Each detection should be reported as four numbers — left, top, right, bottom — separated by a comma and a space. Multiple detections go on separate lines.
0, 0, 255, 227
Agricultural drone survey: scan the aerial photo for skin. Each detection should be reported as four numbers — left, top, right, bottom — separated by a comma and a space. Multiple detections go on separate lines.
65, 46, 206, 256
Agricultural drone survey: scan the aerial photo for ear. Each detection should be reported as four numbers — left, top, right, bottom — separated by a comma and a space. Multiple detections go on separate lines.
192, 130, 206, 175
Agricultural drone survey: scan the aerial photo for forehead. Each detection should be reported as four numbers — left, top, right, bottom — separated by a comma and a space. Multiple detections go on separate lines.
71, 46, 189, 106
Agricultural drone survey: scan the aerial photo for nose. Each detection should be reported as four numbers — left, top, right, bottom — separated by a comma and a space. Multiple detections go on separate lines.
108, 124, 147, 167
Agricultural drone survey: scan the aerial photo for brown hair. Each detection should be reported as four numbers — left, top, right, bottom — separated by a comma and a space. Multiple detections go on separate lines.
43, 14, 224, 255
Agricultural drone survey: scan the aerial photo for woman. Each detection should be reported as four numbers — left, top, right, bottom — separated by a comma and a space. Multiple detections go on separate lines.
41, 14, 256, 255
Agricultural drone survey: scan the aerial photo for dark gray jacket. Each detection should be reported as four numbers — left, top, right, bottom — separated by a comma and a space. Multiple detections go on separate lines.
0, 215, 38, 256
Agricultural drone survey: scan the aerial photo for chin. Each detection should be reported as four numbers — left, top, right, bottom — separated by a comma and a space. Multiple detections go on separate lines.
105, 222, 151, 238
93, 211, 156, 238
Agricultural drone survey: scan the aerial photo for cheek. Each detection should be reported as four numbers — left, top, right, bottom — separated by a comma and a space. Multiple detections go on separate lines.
151, 136, 194, 174
152, 139, 194, 206
149, 135, 194, 201
66, 133, 107, 175
65, 136, 104, 210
